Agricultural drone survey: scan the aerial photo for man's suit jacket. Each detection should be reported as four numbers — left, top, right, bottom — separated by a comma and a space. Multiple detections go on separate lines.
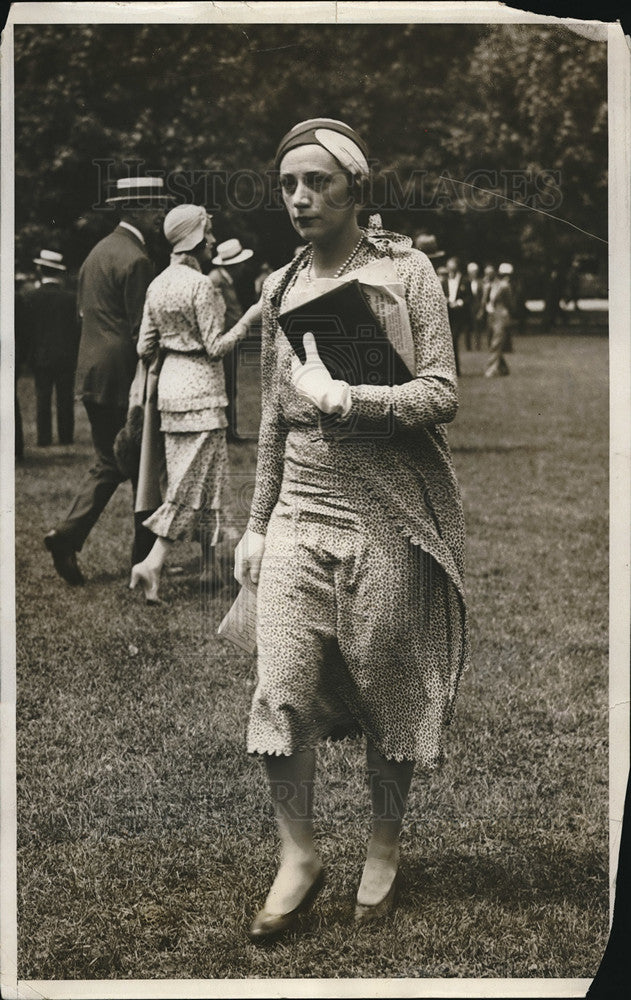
468, 277, 484, 322
19, 281, 80, 370
75, 225, 154, 408
441, 273, 471, 334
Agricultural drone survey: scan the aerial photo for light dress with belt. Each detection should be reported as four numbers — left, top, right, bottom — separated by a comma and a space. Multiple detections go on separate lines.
137, 253, 239, 542
247, 229, 468, 769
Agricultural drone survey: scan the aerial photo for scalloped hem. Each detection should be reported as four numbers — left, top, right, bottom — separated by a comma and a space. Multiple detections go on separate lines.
246, 729, 445, 768
143, 502, 219, 542
247, 725, 362, 758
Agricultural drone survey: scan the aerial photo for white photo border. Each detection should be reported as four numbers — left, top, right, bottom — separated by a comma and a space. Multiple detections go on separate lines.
1, 3, 627, 998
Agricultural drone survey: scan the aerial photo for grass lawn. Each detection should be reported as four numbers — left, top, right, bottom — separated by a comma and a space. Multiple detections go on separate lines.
14, 332, 609, 982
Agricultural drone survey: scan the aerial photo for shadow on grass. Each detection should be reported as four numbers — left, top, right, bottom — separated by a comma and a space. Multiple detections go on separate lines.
451, 443, 545, 454
17, 447, 93, 470
403, 845, 605, 909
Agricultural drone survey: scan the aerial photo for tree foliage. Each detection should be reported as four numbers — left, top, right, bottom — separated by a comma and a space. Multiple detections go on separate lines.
14, 22, 607, 286
443, 24, 608, 273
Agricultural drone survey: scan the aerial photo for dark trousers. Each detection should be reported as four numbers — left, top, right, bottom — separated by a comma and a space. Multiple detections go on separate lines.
15, 377, 24, 460
56, 400, 156, 565
452, 332, 460, 376
448, 308, 466, 377
462, 320, 472, 352
34, 365, 76, 445
223, 350, 238, 440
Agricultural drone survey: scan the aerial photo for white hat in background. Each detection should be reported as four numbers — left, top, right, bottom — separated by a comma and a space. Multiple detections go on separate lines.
212, 238, 253, 266
163, 204, 210, 253
33, 249, 66, 271
498, 262, 514, 275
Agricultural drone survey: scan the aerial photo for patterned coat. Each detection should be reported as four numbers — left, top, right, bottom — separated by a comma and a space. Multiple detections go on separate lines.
248, 228, 469, 694
137, 253, 229, 432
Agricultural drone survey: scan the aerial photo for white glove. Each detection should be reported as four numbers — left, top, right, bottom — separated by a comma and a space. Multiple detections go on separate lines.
234, 528, 266, 586
290, 332, 352, 417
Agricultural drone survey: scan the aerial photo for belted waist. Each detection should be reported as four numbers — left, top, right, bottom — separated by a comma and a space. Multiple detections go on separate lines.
162, 347, 206, 357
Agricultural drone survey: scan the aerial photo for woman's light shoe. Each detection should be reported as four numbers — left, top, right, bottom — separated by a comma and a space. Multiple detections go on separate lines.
129, 563, 163, 605
248, 867, 325, 944
354, 871, 398, 923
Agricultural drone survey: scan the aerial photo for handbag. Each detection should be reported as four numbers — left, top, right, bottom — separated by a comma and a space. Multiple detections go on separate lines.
113, 360, 148, 481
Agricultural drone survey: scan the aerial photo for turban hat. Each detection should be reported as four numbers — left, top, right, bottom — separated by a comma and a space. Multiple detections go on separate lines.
275, 118, 370, 178
163, 204, 210, 253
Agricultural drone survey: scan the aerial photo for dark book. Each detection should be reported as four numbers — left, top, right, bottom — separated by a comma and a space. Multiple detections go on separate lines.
278, 279, 413, 386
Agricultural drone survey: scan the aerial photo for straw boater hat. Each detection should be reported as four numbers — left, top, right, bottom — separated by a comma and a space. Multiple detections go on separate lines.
498, 262, 514, 276
212, 238, 253, 266
105, 176, 171, 205
32, 249, 66, 271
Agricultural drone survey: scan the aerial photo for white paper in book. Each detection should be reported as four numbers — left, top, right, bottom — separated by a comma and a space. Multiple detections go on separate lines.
285, 257, 416, 377
217, 581, 257, 654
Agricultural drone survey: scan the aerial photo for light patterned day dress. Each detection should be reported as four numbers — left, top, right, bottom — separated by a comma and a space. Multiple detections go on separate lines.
137, 255, 242, 542
246, 229, 468, 769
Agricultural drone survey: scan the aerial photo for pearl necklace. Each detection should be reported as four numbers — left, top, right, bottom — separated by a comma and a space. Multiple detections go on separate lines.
305, 235, 364, 283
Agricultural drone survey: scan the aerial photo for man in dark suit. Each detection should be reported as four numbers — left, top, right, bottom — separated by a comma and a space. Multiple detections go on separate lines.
440, 256, 471, 376
20, 250, 80, 446
44, 176, 170, 586
14, 271, 38, 461
466, 261, 485, 351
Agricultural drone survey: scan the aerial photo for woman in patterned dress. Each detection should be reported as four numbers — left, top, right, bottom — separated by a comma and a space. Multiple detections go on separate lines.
234, 119, 468, 940
130, 205, 260, 603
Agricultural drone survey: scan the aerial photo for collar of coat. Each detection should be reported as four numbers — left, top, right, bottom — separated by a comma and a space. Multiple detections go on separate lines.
270, 227, 412, 310
170, 252, 202, 273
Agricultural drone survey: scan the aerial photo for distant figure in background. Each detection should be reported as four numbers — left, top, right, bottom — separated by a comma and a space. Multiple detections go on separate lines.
44, 176, 170, 586
413, 233, 446, 271
466, 262, 485, 351
503, 263, 524, 353
481, 264, 499, 347
13, 274, 35, 462
19, 250, 80, 447
440, 256, 471, 376
544, 267, 563, 328
565, 257, 582, 314
129, 207, 261, 604
485, 262, 515, 378
254, 261, 273, 298
211, 238, 255, 443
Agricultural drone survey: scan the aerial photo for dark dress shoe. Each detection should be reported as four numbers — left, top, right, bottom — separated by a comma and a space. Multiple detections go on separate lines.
44, 531, 84, 586
248, 868, 325, 944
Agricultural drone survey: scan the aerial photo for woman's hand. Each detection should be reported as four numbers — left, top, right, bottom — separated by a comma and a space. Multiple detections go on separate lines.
228, 297, 262, 340
290, 332, 352, 416
241, 297, 263, 330
234, 528, 266, 587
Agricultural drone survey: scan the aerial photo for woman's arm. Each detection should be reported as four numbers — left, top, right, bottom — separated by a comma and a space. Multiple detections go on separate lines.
196, 281, 261, 359
137, 296, 160, 360
246, 296, 288, 535
345, 255, 458, 431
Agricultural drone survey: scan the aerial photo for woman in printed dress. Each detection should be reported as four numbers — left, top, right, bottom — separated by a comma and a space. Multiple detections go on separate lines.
130, 205, 260, 603
234, 119, 468, 941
